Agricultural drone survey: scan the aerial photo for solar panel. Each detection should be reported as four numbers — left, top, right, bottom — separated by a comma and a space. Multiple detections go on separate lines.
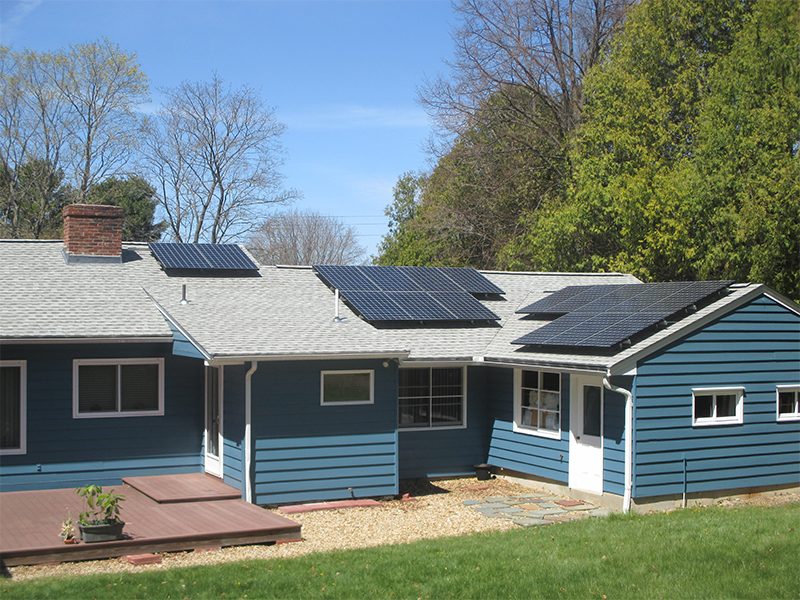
314, 265, 379, 291
312, 265, 503, 323
513, 280, 732, 349
430, 292, 500, 321
437, 267, 505, 295
360, 266, 422, 291
197, 244, 259, 270
149, 243, 258, 271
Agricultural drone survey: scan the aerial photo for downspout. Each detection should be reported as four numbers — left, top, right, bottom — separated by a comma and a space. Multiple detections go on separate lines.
603, 375, 633, 514
245, 361, 258, 504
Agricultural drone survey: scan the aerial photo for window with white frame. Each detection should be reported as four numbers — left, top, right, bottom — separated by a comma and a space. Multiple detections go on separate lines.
398, 367, 464, 429
514, 369, 561, 438
0, 361, 26, 455
777, 385, 800, 421
321, 370, 374, 405
692, 387, 744, 426
73, 359, 164, 418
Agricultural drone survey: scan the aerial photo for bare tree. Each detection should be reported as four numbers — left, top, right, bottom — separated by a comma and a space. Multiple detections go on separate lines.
46, 39, 148, 199
142, 76, 294, 243
422, 0, 632, 158
248, 209, 366, 265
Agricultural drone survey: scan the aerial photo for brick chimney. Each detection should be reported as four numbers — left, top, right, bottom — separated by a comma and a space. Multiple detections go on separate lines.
63, 204, 124, 261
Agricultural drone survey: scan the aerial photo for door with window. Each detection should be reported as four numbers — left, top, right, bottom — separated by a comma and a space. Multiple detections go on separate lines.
204, 366, 223, 477
569, 375, 604, 494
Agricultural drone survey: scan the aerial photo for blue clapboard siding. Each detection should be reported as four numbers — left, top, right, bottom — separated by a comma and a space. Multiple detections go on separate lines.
633, 294, 800, 499
487, 368, 571, 484
398, 366, 490, 478
603, 377, 630, 496
0, 343, 204, 492
251, 359, 398, 505
222, 364, 246, 497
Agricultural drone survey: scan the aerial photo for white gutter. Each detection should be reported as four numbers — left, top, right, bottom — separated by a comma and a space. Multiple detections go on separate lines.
603, 375, 634, 513
244, 360, 258, 504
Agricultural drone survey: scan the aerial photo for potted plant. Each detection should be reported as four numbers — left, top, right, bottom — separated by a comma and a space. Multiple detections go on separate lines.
60, 513, 77, 544
76, 484, 126, 543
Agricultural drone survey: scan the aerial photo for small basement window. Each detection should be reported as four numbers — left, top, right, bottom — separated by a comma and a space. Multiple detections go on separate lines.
398, 367, 465, 429
777, 385, 800, 421
321, 370, 374, 405
73, 359, 164, 418
514, 369, 561, 439
692, 387, 744, 426
0, 361, 26, 455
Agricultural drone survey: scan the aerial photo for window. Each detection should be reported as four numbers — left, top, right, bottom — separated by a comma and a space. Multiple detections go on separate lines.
777, 385, 800, 421
73, 359, 164, 418
321, 370, 374, 405
398, 367, 465, 429
514, 369, 561, 438
0, 361, 26, 455
692, 387, 744, 426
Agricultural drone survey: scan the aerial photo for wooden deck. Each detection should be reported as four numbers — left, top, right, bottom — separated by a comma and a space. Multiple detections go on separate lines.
123, 473, 241, 503
0, 478, 301, 566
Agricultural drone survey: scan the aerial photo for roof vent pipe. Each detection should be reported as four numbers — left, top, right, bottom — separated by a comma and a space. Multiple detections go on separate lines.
333, 289, 343, 322
180, 284, 188, 305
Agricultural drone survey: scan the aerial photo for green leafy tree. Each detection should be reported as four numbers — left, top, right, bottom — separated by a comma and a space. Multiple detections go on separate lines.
86, 176, 165, 241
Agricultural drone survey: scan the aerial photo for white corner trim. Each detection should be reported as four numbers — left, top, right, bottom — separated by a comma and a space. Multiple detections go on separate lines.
0, 360, 27, 455
72, 358, 165, 419
320, 370, 375, 406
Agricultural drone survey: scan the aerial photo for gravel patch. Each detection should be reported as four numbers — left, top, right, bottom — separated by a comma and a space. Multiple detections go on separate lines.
6, 477, 527, 582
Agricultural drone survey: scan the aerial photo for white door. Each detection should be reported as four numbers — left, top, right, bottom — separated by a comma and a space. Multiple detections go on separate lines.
204, 366, 223, 477
569, 375, 604, 494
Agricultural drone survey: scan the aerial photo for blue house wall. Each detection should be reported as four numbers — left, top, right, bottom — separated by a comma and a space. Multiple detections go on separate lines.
633, 294, 800, 499
398, 366, 491, 478
222, 364, 247, 496
487, 369, 571, 484
0, 343, 204, 492
251, 359, 399, 505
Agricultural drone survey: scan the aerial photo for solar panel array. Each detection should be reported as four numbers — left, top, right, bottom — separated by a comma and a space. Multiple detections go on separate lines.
513, 280, 732, 349
313, 265, 503, 322
149, 243, 258, 271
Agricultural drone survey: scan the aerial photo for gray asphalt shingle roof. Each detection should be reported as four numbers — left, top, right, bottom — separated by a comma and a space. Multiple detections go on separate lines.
1, 240, 766, 371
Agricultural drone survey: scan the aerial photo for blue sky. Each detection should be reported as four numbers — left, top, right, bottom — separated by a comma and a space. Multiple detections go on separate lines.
0, 0, 455, 256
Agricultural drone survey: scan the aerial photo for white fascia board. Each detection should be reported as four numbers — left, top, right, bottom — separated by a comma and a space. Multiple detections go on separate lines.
480, 356, 608, 374
0, 336, 172, 344
209, 350, 410, 366
142, 290, 213, 362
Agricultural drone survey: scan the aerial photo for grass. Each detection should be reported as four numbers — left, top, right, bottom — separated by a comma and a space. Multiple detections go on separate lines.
2, 503, 798, 599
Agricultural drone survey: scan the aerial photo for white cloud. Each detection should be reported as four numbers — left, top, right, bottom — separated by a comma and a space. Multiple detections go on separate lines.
0, 0, 42, 43
282, 104, 430, 131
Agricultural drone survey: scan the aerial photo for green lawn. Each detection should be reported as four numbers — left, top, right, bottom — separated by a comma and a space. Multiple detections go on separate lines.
3, 504, 798, 599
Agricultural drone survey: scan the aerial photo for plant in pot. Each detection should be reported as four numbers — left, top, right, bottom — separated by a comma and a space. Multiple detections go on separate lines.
76, 484, 126, 543
60, 513, 77, 544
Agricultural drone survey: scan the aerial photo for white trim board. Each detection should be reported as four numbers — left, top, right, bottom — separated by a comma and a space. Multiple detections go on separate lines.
0, 360, 27, 456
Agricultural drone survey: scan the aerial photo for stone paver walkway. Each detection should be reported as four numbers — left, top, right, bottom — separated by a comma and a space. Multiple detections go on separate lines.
464, 494, 612, 527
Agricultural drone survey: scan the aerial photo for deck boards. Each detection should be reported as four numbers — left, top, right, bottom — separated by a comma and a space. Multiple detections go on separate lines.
123, 473, 241, 503
0, 482, 300, 566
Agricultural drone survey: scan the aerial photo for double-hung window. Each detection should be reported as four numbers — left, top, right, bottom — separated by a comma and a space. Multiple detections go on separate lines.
398, 367, 465, 429
692, 387, 744, 426
777, 385, 800, 421
0, 361, 26, 455
514, 369, 561, 438
73, 358, 164, 418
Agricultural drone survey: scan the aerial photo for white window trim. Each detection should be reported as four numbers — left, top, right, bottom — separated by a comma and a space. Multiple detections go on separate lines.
512, 368, 562, 440
320, 370, 375, 406
0, 360, 27, 456
691, 386, 744, 427
776, 384, 800, 422
73, 358, 165, 419
398, 366, 467, 431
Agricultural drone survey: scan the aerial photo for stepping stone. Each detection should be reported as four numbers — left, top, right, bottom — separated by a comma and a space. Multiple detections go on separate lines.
496, 507, 524, 514
484, 496, 508, 502
517, 503, 561, 512
507, 497, 546, 504
555, 499, 585, 507
563, 503, 596, 512
520, 508, 565, 517
478, 502, 513, 509
463, 500, 481, 506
